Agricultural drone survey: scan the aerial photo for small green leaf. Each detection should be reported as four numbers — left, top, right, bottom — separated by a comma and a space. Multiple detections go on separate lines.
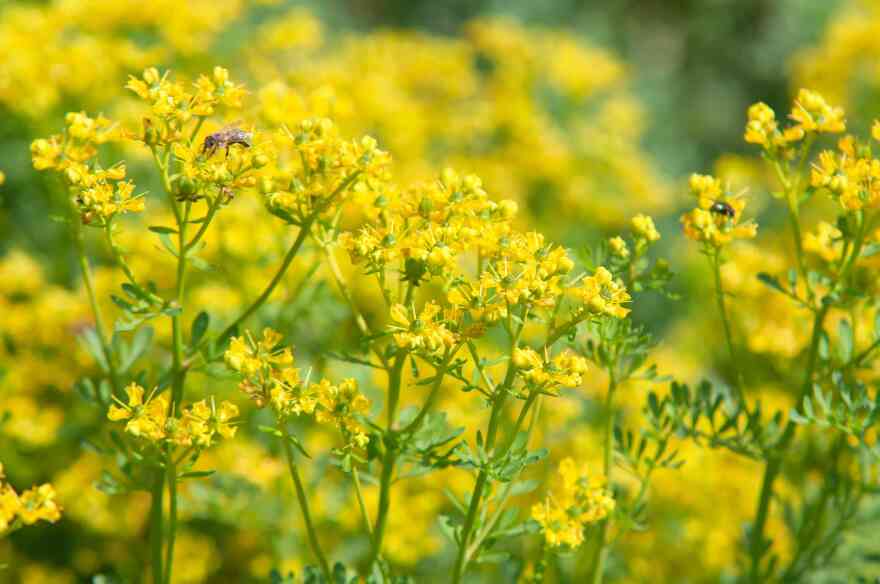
148, 225, 178, 234
178, 470, 215, 480
756, 272, 785, 295
191, 311, 210, 346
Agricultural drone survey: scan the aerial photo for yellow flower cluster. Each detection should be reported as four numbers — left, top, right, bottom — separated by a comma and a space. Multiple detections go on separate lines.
513, 348, 589, 393
225, 329, 371, 446
31, 112, 141, 225
803, 221, 843, 262
572, 266, 631, 318
531, 458, 614, 548
811, 135, 880, 211
0, 463, 61, 533
127, 66, 246, 128
681, 173, 757, 248
631, 213, 661, 242
264, 118, 391, 222
389, 302, 458, 358
744, 89, 845, 154
107, 383, 238, 447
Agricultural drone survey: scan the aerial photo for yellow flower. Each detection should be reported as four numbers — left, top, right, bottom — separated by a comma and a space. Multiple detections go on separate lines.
107, 383, 168, 442
0, 482, 21, 532
631, 213, 660, 242
789, 88, 845, 135
573, 266, 630, 318
16, 484, 62, 525
389, 302, 457, 357
532, 458, 614, 549
609, 236, 629, 258
803, 221, 842, 263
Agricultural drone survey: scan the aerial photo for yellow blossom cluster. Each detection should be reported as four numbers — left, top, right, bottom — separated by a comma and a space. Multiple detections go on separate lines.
0, 462, 62, 534
744, 89, 845, 155
107, 383, 238, 447
811, 135, 880, 211
681, 173, 757, 248
264, 118, 392, 221
225, 329, 371, 446
631, 213, 661, 243
389, 302, 458, 358
513, 348, 589, 393
31, 112, 141, 225
803, 221, 843, 262
572, 266, 631, 318
531, 458, 615, 548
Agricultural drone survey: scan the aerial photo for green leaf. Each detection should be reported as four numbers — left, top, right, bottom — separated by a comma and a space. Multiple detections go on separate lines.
838, 318, 853, 363
178, 470, 215, 480
119, 326, 154, 373
756, 272, 785, 295
191, 311, 210, 346
148, 225, 178, 234
258, 425, 283, 438
157, 232, 178, 257
287, 433, 312, 459
79, 328, 109, 371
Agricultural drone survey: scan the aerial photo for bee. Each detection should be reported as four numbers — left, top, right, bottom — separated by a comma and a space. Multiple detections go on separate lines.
709, 200, 736, 219
201, 124, 253, 158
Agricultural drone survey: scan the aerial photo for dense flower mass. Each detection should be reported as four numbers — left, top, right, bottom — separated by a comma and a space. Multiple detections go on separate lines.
5, 4, 880, 584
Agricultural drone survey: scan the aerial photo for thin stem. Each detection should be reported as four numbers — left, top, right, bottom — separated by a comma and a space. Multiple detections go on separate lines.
452, 312, 526, 583
184, 195, 223, 252
466, 395, 543, 561
319, 240, 389, 368
588, 374, 617, 584
217, 219, 313, 343
368, 348, 409, 569
164, 461, 178, 584
74, 224, 122, 397
149, 470, 165, 584
352, 466, 373, 537
711, 250, 745, 403
400, 348, 459, 436
214, 170, 361, 347
279, 419, 333, 581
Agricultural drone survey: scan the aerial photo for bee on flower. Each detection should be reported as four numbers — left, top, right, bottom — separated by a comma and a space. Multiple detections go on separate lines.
681, 173, 757, 248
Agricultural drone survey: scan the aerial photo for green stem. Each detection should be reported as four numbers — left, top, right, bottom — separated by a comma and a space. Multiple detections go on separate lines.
452, 315, 526, 583
279, 420, 333, 581
588, 374, 617, 584
164, 461, 178, 584
368, 348, 408, 569
749, 302, 829, 582
214, 170, 362, 348
352, 466, 373, 538
466, 395, 543, 561
73, 218, 121, 397
149, 471, 165, 584
711, 250, 745, 403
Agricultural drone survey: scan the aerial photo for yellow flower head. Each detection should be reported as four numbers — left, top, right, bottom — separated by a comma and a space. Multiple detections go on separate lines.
631, 214, 660, 243
532, 457, 614, 549
681, 173, 757, 248
107, 383, 168, 442
573, 266, 630, 318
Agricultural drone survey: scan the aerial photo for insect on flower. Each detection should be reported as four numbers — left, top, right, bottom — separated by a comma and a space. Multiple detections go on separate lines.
709, 200, 736, 219
201, 124, 253, 158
